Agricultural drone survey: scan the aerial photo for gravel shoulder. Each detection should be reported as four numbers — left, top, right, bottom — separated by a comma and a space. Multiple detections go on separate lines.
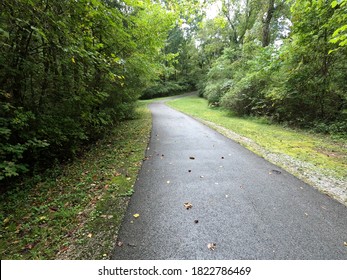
200, 120, 347, 207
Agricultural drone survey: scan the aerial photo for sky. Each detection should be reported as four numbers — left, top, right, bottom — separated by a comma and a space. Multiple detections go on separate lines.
205, 1, 221, 19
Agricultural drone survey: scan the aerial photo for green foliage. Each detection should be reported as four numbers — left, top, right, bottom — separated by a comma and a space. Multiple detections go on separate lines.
0, 0, 176, 182
330, 0, 347, 48
140, 80, 189, 100
195, 0, 346, 135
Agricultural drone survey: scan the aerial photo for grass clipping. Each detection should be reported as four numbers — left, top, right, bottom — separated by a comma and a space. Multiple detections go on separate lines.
0, 105, 151, 260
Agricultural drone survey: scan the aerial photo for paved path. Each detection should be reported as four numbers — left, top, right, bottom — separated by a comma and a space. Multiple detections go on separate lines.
113, 98, 347, 260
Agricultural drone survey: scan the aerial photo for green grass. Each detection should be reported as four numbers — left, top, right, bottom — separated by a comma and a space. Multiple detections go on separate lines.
0, 104, 152, 259
167, 96, 347, 179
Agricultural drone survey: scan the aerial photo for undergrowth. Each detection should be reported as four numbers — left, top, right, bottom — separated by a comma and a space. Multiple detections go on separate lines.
0, 104, 151, 259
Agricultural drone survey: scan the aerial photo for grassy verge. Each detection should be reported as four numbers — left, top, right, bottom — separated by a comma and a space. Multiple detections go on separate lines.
167, 95, 347, 204
0, 104, 152, 259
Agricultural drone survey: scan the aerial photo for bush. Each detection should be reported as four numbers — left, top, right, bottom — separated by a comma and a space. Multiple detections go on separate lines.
140, 80, 189, 99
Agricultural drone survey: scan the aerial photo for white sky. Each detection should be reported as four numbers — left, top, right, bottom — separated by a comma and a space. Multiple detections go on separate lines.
205, 1, 221, 19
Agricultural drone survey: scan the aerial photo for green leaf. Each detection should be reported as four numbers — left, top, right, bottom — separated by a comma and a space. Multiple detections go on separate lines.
331, 1, 339, 8
339, 39, 347, 46
0, 28, 9, 39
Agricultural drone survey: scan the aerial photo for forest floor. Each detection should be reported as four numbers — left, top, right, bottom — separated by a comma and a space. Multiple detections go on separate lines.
167, 95, 347, 207
0, 104, 151, 260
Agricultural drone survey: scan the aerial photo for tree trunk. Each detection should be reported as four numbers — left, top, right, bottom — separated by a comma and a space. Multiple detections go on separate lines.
262, 0, 275, 47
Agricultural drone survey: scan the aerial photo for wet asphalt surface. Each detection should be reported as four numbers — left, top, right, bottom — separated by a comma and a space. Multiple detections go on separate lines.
112, 97, 347, 260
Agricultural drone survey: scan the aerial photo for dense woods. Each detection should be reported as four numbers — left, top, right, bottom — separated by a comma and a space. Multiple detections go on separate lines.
0, 0, 176, 182
1, 0, 346, 183
187, 0, 347, 132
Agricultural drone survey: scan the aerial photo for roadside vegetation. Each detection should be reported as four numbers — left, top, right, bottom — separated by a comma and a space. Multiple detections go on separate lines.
0, 104, 151, 260
168, 95, 347, 205
1, 0, 347, 259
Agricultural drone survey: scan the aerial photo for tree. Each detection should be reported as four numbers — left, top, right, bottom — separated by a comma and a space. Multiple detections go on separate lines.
0, 0, 176, 182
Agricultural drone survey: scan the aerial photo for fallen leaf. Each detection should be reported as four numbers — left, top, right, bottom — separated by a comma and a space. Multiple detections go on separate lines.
189, 156, 195, 160
25, 244, 34, 250
184, 202, 193, 210
133, 213, 140, 218
49, 207, 58, 212
207, 243, 216, 251
60, 246, 69, 253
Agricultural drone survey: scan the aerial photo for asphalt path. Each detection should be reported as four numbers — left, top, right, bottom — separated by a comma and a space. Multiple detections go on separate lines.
113, 96, 347, 260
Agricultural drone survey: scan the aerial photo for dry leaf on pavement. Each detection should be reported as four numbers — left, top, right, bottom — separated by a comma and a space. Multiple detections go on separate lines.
184, 202, 193, 210
207, 243, 216, 250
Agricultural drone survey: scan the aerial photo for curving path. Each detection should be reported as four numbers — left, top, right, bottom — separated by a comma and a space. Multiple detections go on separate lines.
112, 96, 347, 260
